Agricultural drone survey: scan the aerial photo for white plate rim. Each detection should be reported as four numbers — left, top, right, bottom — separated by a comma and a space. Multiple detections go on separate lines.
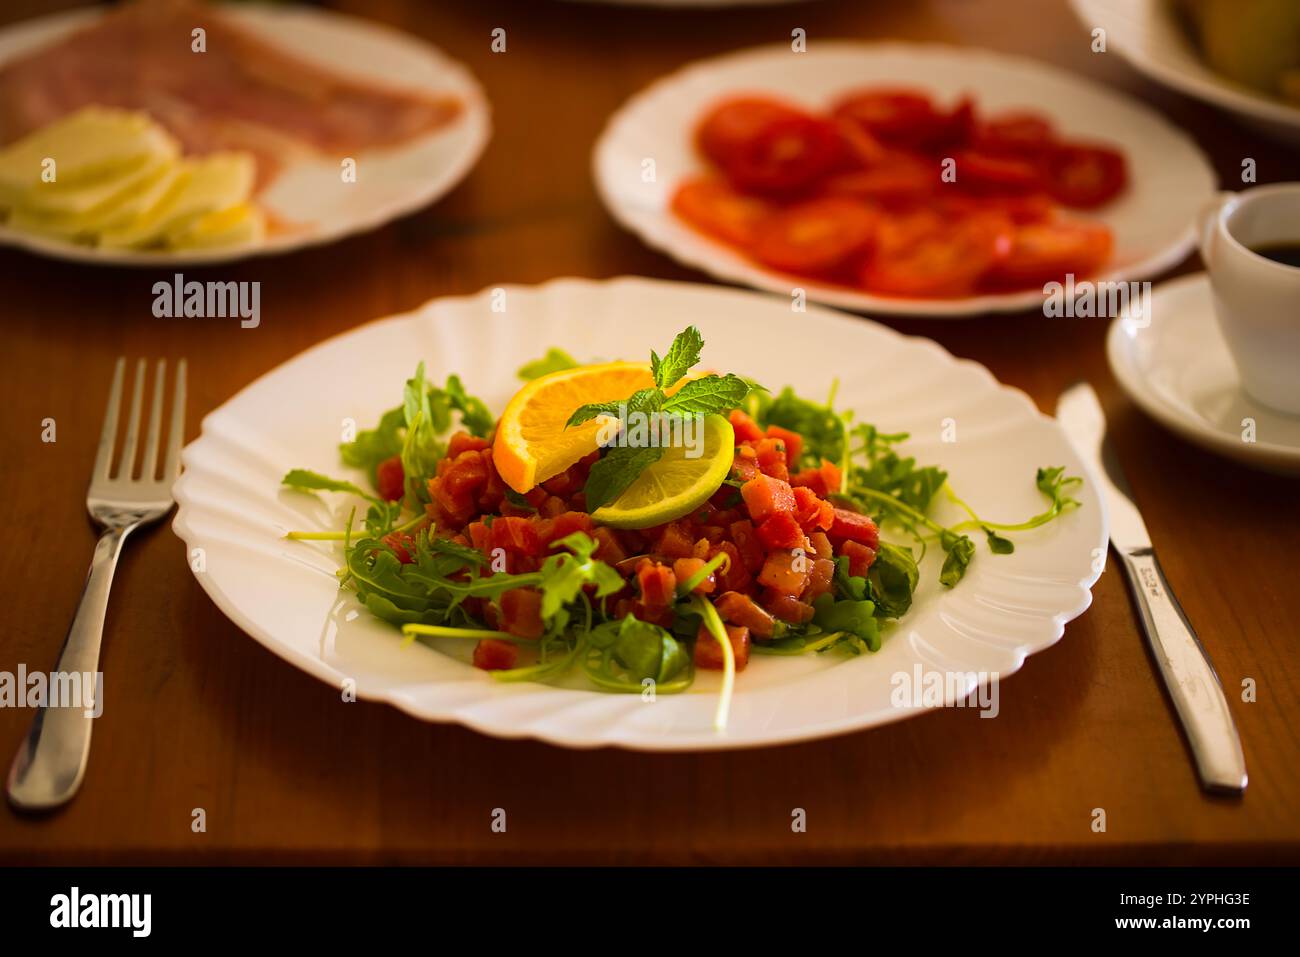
593, 39, 1217, 318
0, 4, 492, 267
172, 275, 1108, 750
1106, 271, 1300, 472
1069, 0, 1300, 132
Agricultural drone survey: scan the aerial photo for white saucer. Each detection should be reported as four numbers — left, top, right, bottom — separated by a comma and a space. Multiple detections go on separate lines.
1107, 272, 1300, 476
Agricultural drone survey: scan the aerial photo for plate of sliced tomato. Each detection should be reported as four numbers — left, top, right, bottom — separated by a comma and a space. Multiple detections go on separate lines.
593, 42, 1217, 317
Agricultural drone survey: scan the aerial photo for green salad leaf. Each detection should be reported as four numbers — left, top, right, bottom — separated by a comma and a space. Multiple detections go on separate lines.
867, 542, 919, 618
748, 380, 1082, 590
282, 342, 1085, 721
812, 592, 881, 653
281, 468, 377, 502
339, 407, 406, 483
517, 347, 578, 381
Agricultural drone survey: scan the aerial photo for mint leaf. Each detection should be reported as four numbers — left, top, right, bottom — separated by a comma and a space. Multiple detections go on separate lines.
651, 326, 704, 389
517, 348, 578, 381
566, 400, 623, 428
583, 444, 663, 510
567, 388, 662, 429
662, 373, 752, 416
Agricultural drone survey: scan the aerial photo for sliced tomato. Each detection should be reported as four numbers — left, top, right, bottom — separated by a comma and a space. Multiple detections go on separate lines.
936, 95, 979, 151
1042, 144, 1127, 209
670, 175, 772, 248
861, 211, 1013, 298
975, 111, 1057, 158
831, 88, 948, 151
984, 220, 1114, 288
872, 207, 946, 252
832, 117, 889, 169
723, 114, 843, 196
750, 197, 878, 275
696, 95, 808, 168
822, 151, 936, 205
953, 150, 1042, 195
935, 191, 1055, 225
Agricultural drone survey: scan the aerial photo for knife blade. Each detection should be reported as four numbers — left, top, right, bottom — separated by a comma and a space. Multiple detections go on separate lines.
1057, 382, 1247, 794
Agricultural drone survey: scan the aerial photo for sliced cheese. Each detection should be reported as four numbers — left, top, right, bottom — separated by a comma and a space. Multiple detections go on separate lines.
170, 203, 266, 249
9, 156, 179, 238
0, 107, 177, 209
100, 152, 255, 249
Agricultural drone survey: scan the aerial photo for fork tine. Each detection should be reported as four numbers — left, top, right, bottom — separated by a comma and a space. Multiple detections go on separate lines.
92, 358, 126, 480
142, 359, 166, 480
118, 358, 147, 480
163, 358, 187, 480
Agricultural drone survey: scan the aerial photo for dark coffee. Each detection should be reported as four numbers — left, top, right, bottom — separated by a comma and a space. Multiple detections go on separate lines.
1251, 242, 1300, 269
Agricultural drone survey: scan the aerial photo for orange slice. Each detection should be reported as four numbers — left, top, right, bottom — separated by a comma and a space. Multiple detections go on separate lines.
492, 362, 655, 493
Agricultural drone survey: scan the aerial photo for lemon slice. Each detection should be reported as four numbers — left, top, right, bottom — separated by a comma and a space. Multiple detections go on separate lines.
592, 414, 735, 529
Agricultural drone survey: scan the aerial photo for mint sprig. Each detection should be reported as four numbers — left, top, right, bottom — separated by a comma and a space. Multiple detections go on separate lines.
565, 327, 757, 511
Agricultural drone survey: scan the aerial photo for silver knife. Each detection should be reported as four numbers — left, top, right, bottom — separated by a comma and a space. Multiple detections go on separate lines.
1057, 383, 1247, 794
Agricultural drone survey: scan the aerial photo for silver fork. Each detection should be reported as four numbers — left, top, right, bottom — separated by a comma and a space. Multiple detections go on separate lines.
7, 358, 187, 811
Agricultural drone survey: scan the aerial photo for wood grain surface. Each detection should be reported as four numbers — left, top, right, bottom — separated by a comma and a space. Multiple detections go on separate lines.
0, 0, 1296, 864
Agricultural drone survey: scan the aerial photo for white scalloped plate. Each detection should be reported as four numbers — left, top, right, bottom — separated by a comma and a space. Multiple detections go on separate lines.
1107, 272, 1300, 476
593, 41, 1216, 318
172, 277, 1106, 750
1071, 0, 1300, 145
0, 5, 490, 266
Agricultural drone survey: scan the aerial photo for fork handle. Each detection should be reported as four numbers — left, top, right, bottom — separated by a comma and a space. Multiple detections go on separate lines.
1118, 547, 1248, 794
7, 524, 133, 810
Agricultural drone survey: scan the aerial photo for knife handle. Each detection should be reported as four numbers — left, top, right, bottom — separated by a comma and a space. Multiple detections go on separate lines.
1118, 548, 1247, 793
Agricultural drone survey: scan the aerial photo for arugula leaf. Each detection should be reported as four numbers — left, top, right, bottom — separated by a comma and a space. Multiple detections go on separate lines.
517, 348, 578, 381
939, 532, 976, 588
1036, 466, 1083, 515
760, 386, 848, 467
339, 407, 405, 482
503, 487, 536, 512
586, 615, 690, 686
812, 592, 881, 653
282, 469, 377, 503
651, 326, 704, 389
984, 526, 1015, 554
539, 531, 625, 625
832, 555, 870, 602
334, 363, 496, 505
868, 542, 919, 618
661, 373, 752, 416
583, 444, 664, 510
427, 536, 489, 568
443, 374, 494, 438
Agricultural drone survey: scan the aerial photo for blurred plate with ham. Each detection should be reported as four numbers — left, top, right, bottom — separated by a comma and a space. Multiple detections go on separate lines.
0, 0, 490, 265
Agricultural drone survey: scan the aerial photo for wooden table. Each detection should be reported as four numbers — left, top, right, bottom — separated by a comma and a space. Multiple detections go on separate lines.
1, 0, 1296, 865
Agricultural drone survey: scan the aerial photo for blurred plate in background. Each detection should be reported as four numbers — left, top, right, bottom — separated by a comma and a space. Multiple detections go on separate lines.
594, 41, 1217, 318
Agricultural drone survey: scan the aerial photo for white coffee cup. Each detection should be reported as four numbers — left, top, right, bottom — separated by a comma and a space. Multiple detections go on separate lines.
1199, 183, 1300, 416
